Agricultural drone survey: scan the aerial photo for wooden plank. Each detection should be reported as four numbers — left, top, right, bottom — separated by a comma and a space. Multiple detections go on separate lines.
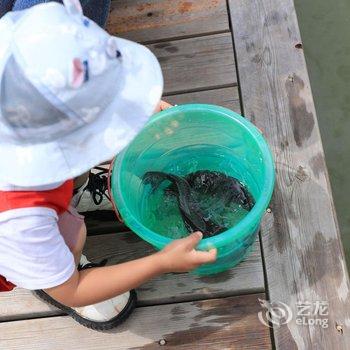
85, 233, 264, 305
148, 33, 237, 95
0, 233, 264, 321
107, 0, 229, 43
229, 0, 350, 348
86, 211, 128, 235
0, 294, 272, 350
167, 86, 241, 113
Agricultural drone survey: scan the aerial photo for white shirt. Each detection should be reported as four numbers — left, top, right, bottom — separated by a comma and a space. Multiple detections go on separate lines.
0, 183, 75, 290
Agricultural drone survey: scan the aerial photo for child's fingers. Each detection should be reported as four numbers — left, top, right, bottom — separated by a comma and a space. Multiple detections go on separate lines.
159, 100, 173, 111
153, 100, 173, 114
183, 231, 202, 250
193, 248, 217, 264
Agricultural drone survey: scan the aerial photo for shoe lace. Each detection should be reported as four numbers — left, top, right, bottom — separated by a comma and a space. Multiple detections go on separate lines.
84, 167, 111, 205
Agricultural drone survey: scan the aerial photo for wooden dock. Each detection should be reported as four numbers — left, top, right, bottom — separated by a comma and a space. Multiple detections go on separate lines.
1, 0, 350, 348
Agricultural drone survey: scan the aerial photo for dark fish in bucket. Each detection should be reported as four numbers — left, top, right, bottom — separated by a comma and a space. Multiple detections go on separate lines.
142, 172, 223, 236
182, 171, 255, 211
142, 171, 255, 238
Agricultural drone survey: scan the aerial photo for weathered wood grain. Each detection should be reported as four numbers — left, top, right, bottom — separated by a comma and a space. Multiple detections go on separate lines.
148, 33, 237, 95
0, 233, 263, 321
86, 211, 127, 235
85, 233, 264, 305
0, 294, 272, 350
107, 0, 229, 43
229, 0, 350, 348
167, 86, 241, 113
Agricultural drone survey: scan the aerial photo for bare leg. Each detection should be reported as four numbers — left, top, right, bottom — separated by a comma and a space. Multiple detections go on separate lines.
58, 210, 87, 266
74, 171, 90, 190
71, 225, 87, 266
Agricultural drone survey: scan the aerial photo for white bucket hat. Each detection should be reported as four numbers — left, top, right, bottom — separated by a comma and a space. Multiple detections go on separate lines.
0, 0, 163, 186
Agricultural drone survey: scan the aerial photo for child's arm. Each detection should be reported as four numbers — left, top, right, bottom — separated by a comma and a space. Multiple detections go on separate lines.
45, 231, 216, 307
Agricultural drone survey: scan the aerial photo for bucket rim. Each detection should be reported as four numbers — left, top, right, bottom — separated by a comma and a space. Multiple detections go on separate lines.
112, 103, 275, 250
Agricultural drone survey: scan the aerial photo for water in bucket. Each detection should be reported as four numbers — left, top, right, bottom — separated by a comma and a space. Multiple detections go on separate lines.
140, 166, 255, 240
111, 104, 275, 275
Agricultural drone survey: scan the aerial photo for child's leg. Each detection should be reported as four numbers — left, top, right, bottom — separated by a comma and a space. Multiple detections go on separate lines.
74, 171, 90, 190
12, 0, 111, 28
39, 205, 136, 331
71, 225, 87, 266
58, 207, 87, 266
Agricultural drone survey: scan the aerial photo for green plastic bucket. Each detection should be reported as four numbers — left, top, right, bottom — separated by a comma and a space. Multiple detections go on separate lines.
111, 104, 275, 275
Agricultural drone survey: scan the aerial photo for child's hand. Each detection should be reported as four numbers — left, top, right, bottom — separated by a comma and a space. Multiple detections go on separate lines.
154, 100, 173, 113
157, 232, 217, 273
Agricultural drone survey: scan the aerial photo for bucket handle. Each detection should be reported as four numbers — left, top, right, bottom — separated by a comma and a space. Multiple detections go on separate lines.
107, 157, 124, 223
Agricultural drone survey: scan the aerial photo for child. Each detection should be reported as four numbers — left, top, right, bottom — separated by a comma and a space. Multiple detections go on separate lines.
0, 0, 217, 330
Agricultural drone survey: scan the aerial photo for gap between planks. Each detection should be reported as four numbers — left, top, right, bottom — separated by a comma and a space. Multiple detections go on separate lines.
163, 83, 238, 98
137, 29, 231, 46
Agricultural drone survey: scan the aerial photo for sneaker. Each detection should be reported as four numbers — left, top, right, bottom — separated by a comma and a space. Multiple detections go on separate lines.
34, 255, 137, 331
73, 167, 113, 213
78, 254, 108, 270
